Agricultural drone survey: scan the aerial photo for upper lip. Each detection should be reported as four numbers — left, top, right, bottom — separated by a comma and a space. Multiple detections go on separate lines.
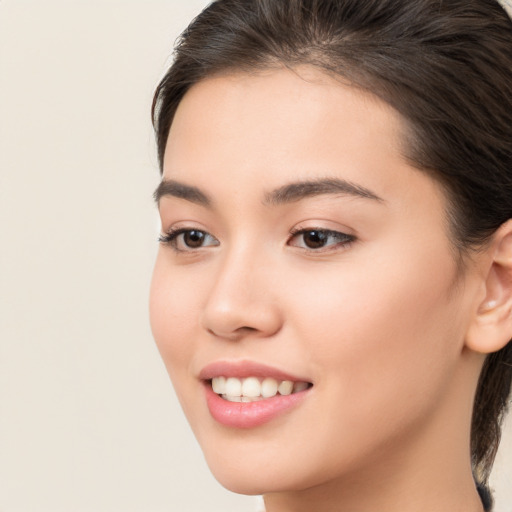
199, 360, 311, 383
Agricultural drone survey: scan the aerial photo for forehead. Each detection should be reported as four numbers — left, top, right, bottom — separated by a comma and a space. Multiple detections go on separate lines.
163, 68, 408, 193
167, 67, 405, 145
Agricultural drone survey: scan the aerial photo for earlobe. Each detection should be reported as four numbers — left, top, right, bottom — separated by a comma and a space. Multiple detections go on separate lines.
465, 220, 512, 354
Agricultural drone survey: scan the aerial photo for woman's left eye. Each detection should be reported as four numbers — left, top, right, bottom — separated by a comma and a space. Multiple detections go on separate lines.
288, 228, 355, 251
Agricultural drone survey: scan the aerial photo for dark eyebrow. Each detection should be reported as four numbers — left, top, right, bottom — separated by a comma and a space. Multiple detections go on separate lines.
154, 177, 383, 208
264, 178, 384, 205
153, 179, 211, 207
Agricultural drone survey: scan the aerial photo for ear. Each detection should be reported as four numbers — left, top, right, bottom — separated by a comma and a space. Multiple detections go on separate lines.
465, 219, 512, 354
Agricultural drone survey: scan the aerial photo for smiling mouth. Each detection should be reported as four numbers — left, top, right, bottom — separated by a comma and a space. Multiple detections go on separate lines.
209, 376, 313, 403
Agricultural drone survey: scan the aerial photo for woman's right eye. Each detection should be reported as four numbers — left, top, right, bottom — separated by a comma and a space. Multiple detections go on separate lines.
158, 228, 220, 252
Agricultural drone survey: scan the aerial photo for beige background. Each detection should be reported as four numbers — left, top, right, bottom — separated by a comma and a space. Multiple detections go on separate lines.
0, 1, 510, 511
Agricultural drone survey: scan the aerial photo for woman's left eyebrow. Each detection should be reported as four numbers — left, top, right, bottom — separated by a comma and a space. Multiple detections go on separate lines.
264, 178, 384, 205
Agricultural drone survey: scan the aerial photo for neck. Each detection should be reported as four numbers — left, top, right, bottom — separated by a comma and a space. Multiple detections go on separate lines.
263, 464, 484, 512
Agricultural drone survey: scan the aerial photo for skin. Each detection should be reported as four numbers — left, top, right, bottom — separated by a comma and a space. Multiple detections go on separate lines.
149, 67, 505, 512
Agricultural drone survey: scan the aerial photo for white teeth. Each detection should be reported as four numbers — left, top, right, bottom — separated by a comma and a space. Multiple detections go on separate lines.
221, 395, 260, 403
212, 376, 226, 394
241, 377, 261, 398
223, 395, 242, 402
278, 380, 293, 396
211, 376, 310, 401
261, 378, 278, 398
225, 377, 242, 397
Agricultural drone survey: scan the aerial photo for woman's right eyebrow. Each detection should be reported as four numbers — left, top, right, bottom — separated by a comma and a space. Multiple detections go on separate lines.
153, 179, 211, 207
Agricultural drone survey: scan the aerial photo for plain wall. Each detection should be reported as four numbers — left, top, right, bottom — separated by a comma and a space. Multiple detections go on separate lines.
0, 1, 510, 511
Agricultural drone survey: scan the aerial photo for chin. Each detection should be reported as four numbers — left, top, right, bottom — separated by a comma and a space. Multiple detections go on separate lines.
197, 434, 306, 495
210, 472, 269, 496
206, 461, 303, 496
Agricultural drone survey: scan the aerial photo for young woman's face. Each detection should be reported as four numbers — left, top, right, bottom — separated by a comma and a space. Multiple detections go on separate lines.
150, 68, 481, 494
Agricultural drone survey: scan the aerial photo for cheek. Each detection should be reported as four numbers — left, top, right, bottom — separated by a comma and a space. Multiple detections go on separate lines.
149, 255, 201, 383
286, 246, 464, 422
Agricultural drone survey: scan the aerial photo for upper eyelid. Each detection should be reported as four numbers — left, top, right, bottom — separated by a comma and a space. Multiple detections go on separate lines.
287, 227, 355, 249
162, 227, 217, 239
160, 221, 212, 235
290, 226, 347, 234
289, 224, 355, 237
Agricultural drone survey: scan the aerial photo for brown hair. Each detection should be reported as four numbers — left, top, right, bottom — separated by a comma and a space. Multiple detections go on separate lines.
152, 0, 512, 498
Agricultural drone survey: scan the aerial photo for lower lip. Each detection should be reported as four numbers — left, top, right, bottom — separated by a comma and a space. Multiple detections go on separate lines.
204, 383, 309, 429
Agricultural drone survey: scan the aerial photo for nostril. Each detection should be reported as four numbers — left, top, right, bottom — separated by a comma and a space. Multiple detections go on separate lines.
207, 325, 259, 340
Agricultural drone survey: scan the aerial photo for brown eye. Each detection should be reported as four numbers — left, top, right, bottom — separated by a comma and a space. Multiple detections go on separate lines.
288, 228, 355, 251
159, 228, 219, 251
302, 230, 329, 249
183, 230, 206, 248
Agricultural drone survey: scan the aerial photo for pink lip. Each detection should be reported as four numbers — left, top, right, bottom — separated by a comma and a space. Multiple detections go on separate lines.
199, 360, 312, 429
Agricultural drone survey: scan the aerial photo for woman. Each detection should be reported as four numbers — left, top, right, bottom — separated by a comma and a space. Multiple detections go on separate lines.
149, 1, 512, 510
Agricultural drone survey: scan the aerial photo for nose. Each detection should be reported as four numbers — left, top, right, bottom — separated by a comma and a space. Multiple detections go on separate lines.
200, 249, 283, 341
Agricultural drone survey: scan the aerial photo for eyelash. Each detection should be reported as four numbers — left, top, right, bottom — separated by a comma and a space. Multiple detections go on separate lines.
158, 227, 219, 253
288, 227, 355, 252
158, 227, 355, 253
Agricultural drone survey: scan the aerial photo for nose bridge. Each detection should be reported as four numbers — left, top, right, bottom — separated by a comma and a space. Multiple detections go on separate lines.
201, 240, 281, 339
